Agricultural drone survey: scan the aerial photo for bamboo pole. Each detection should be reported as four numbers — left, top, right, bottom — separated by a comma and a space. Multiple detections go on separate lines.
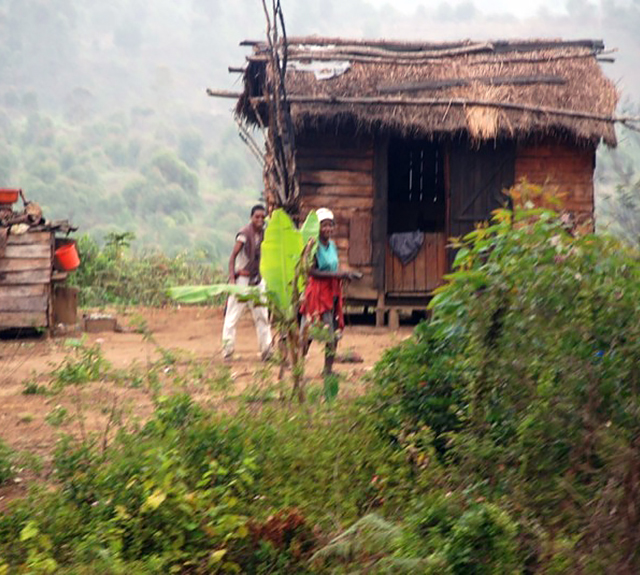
206, 89, 638, 126
252, 94, 636, 124
206, 89, 242, 98
286, 41, 494, 60
246, 49, 615, 67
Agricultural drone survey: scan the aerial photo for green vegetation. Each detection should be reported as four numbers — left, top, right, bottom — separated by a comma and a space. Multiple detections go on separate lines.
368, 194, 640, 572
2, 103, 261, 259
0, 440, 15, 486
69, 232, 224, 306
0, 396, 413, 574
4, 199, 640, 572
0, 0, 266, 262
3, 0, 640, 569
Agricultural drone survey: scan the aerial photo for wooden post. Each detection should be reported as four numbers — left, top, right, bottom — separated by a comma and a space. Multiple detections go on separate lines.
388, 308, 400, 330
372, 135, 389, 293
375, 292, 386, 328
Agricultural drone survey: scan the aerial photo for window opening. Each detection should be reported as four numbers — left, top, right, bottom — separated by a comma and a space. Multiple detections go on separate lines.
387, 138, 446, 234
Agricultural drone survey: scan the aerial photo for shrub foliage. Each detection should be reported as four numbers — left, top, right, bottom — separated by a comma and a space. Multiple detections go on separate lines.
4, 191, 640, 573
371, 192, 640, 571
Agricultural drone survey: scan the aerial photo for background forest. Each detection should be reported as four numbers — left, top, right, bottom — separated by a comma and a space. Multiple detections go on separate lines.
2, 0, 640, 261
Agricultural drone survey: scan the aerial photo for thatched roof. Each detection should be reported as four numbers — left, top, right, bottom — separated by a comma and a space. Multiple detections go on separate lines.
235, 37, 618, 146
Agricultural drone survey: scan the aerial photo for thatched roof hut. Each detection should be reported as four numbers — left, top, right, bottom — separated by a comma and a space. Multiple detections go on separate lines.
237, 37, 618, 146
221, 37, 618, 325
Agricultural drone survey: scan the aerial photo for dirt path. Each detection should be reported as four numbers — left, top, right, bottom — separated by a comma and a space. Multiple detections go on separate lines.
0, 306, 410, 507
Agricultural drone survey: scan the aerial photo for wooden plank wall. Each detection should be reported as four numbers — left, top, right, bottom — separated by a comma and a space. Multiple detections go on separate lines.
515, 140, 595, 230
385, 232, 446, 295
297, 132, 378, 301
0, 231, 52, 328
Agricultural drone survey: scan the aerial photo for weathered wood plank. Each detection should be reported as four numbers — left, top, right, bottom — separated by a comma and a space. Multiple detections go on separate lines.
4, 244, 51, 258
302, 195, 373, 210
0, 311, 47, 328
515, 173, 593, 187
6, 232, 52, 245
515, 156, 593, 173
0, 269, 51, 285
393, 248, 401, 292
296, 132, 374, 153
424, 235, 433, 289
299, 170, 373, 187
516, 142, 595, 159
53, 285, 78, 325
344, 268, 376, 291
344, 264, 374, 275
300, 184, 374, 198
414, 238, 427, 292
345, 283, 378, 301
348, 214, 372, 266
0, 284, 47, 297
426, 234, 437, 290
385, 245, 393, 293
0, 258, 50, 272
297, 156, 374, 173
0, 295, 48, 312
297, 147, 374, 160
404, 254, 415, 291
430, 232, 446, 290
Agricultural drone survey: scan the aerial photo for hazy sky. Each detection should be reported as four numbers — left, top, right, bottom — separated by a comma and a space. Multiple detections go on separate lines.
366, 0, 567, 18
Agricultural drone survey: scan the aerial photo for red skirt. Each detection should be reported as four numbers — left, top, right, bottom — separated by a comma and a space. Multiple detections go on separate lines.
300, 276, 344, 329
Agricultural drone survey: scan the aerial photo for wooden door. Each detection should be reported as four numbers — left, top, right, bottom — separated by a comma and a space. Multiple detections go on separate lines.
448, 141, 516, 256
385, 232, 447, 295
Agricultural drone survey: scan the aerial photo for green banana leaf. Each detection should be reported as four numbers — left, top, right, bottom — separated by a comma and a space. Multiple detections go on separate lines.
300, 210, 319, 249
168, 284, 260, 304
260, 208, 303, 310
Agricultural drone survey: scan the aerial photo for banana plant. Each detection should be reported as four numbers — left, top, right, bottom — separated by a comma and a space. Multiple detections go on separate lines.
169, 209, 319, 402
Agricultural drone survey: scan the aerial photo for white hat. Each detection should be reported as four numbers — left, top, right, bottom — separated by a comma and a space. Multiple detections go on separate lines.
316, 208, 334, 222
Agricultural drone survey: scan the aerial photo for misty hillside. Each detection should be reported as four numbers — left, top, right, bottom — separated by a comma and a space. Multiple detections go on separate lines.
1, 0, 639, 261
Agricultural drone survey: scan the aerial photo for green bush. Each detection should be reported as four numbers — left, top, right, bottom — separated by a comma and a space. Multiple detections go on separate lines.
311, 493, 520, 574
69, 233, 223, 306
443, 502, 518, 575
369, 191, 640, 571
0, 395, 423, 574
0, 395, 259, 573
369, 319, 465, 457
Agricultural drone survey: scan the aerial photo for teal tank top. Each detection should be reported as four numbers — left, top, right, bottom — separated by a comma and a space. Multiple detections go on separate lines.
316, 240, 339, 272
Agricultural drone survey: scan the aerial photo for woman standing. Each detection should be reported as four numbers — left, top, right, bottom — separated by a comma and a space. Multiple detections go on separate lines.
300, 208, 360, 376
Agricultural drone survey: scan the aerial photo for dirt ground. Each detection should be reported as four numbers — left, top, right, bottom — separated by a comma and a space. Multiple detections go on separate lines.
0, 306, 411, 507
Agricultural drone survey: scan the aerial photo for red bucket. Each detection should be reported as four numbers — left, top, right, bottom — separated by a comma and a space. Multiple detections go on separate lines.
0, 189, 19, 204
55, 242, 80, 271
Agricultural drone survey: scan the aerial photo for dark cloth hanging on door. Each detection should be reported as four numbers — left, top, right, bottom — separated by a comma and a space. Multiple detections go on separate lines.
389, 231, 424, 265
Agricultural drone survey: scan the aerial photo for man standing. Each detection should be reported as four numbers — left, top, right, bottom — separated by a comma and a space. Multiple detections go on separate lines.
222, 204, 272, 360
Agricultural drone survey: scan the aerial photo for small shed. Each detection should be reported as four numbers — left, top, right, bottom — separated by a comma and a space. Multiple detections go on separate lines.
0, 220, 78, 333
227, 38, 618, 322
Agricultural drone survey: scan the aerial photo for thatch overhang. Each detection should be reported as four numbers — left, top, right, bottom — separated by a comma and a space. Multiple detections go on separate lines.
235, 37, 618, 146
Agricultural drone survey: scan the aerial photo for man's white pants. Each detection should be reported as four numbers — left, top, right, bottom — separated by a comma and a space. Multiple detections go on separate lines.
222, 276, 272, 357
